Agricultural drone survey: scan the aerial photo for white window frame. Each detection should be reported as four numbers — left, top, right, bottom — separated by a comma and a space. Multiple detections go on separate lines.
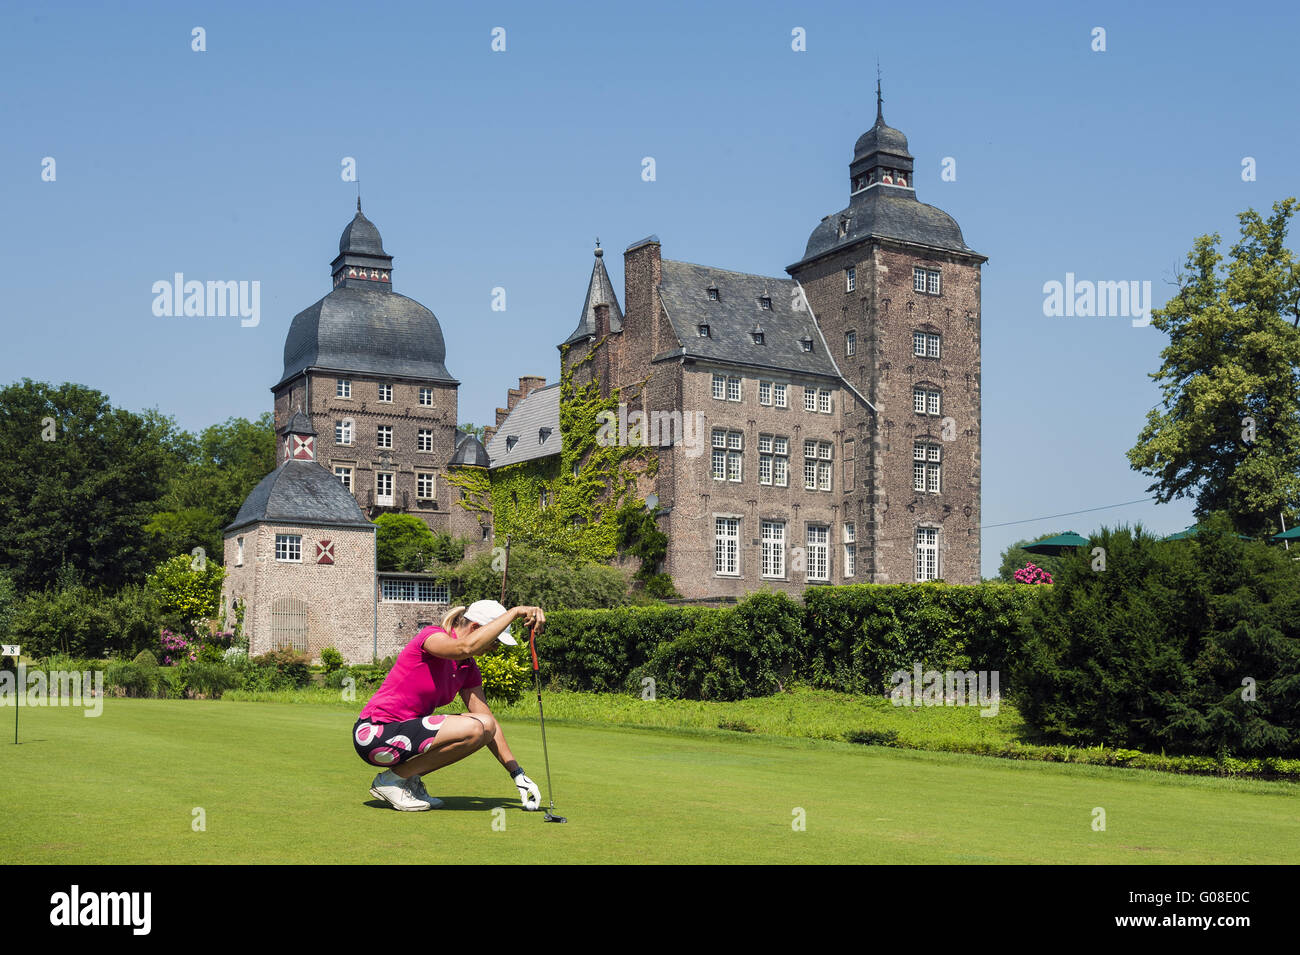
917, 527, 939, 581
726, 376, 742, 402
846, 330, 856, 357
914, 387, 941, 416
758, 381, 772, 406
275, 534, 302, 562
845, 267, 856, 292
715, 516, 740, 577
418, 428, 433, 453
336, 379, 351, 398
334, 466, 352, 491
761, 521, 786, 579
804, 388, 817, 413
417, 472, 435, 499
236, 536, 244, 566
335, 420, 353, 445
377, 425, 393, 449
818, 388, 832, 414
419, 387, 433, 407
844, 523, 856, 578
712, 374, 725, 400
807, 526, 829, 582
376, 471, 395, 506
774, 383, 788, 408
378, 383, 393, 402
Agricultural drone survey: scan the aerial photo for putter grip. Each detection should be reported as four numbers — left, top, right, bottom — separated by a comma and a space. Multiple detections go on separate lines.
529, 624, 539, 672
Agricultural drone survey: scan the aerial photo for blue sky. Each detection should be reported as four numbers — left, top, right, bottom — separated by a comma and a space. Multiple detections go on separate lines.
3, 0, 1297, 576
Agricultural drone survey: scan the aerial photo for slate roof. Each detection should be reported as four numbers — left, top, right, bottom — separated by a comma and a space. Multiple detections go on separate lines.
449, 432, 490, 468
338, 209, 386, 256
561, 248, 623, 346
225, 459, 373, 532
282, 410, 315, 435
485, 383, 562, 468
791, 188, 981, 269
655, 259, 842, 379
277, 285, 456, 388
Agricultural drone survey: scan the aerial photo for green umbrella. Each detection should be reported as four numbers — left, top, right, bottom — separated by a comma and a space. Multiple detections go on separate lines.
1164, 525, 1255, 541
1022, 532, 1091, 556
1271, 526, 1300, 541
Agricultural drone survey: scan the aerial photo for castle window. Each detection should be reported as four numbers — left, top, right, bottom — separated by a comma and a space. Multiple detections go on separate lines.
759, 296, 772, 310
712, 429, 743, 482
838, 218, 849, 238
540, 488, 550, 508
378, 383, 393, 402
712, 374, 725, 400
698, 324, 710, 338
417, 472, 435, 499
804, 387, 817, 413
758, 433, 789, 487
335, 420, 353, 445
336, 379, 352, 399
726, 376, 742, 402
376, 472, 394, 506
506, 436, 518, 451
845, 267, 856, 292
846, 330, 856, 357
913, 267, 942, 295
761, 521, 786, 578
752, 330, 765, 345
914, 331, 941, 358
334, 466, 352, 491
714, 517, 740, 576
418, 429, 433, 452
913, 387, 941, 416
419, 387, 433, 406
275, 534, 302, 562
844, 523, 856, 578
914, 442, 942, 494
539, 427, 552, 444
758, 381, 772, 406
806, 525, 829, 582
800, 338, 814, 353
817, 389, 832, 414
773, 383, 788, 408
916, 528, 939, 582
483, 526, 491, 541
236, 536, 244, 566
707, 287, 719, 301
377, 425, 393, 449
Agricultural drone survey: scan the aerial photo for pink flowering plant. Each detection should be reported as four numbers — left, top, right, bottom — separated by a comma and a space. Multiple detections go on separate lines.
1013, 562, 1054, 585
160, 629, 197, 665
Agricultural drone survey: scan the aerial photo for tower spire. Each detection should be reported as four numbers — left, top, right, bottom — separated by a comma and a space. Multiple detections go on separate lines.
876, 60, 884, 125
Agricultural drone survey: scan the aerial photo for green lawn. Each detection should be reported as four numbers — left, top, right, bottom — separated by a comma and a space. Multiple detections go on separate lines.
2, 699, 1297, 864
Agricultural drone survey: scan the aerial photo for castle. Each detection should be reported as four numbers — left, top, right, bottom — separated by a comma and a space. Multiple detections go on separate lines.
221, 91, 984, 660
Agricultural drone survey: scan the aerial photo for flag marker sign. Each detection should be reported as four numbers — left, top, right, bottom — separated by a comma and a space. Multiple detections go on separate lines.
3, 645, 17, 743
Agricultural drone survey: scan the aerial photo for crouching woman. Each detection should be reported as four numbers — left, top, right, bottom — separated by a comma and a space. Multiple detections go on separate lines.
352, 599, 545, 812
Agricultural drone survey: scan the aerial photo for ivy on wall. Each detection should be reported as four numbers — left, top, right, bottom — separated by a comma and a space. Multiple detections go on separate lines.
448, 337, 671, 583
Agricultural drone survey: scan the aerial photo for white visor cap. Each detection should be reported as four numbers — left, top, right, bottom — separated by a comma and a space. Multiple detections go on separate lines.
464, 599, 516, 645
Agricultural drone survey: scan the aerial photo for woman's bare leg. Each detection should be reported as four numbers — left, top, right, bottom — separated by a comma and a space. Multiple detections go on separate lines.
392, 713, 496, 779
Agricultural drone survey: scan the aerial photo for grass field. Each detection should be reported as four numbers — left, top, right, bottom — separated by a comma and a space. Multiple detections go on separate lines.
2, 699, 1297, 864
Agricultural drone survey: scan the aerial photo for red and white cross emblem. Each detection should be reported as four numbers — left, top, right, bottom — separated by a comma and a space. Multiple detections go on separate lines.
316, 540, 335, 564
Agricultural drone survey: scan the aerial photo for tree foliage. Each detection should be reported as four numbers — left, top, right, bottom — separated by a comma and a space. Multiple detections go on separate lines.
0, 379, 174, 591
1128, 198, 1300, 537
995, 533, 1069, 582
374, 513, 462, 571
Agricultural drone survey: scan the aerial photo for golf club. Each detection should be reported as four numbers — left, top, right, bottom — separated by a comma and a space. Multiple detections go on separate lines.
529, 622, 565, 822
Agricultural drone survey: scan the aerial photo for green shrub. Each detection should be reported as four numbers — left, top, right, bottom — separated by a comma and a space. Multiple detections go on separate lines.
477, 644, 531, 704
803, 582, 1038, 695
845, 728, 901, 746
249, 648, 312, 689
319, 647, 344, 673
133, 650, 159, 668
1013, 518, 1300, 757
172, 661, 239, 698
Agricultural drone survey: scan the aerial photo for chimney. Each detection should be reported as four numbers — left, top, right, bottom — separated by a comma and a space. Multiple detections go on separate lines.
495, 406, 511, 428
482, 425, 498, 444
519, 375, 546, 399
623, 235, 662, 339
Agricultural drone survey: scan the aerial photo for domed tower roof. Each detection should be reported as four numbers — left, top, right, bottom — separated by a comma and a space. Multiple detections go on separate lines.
276, 203, 457, 388
787, 79, 984, 271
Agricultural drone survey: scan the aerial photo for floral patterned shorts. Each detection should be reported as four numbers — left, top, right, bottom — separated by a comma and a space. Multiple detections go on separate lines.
352, 714, 446, 767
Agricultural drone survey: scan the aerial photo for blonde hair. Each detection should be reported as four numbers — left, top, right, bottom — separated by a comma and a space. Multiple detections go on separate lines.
441, 606, 468, 633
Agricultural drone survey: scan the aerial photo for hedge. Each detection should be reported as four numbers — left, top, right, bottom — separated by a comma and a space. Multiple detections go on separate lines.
803, 582, 1040, 695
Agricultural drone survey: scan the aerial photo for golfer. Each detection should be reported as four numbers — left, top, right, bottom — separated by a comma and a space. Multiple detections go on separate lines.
353, 599, 545, 812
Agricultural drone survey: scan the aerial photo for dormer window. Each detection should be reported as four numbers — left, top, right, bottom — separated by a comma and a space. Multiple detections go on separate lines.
505, 436, 518, 451
752, 326, 765, 345
759, 296, 772, 310
698, 324, 710, 338
539, 427, 552, 444
707, 287, 719, 301
800, 337, 814, 353
837, 218, 849, 238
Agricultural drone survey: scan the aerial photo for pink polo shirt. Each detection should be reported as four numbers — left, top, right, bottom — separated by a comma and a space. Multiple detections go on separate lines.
359, 626, 483, 723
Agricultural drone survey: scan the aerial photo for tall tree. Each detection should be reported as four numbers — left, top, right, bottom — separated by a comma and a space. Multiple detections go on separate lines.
147, 413, 277, 561
1128, 198, 1300, 537
0, 380, 174, 591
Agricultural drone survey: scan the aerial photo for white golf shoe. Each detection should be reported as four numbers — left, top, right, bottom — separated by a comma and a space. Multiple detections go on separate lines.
370, 770, 431, 811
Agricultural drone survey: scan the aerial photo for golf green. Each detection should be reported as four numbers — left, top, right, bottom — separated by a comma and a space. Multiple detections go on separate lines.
2, 699, 1296, 864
